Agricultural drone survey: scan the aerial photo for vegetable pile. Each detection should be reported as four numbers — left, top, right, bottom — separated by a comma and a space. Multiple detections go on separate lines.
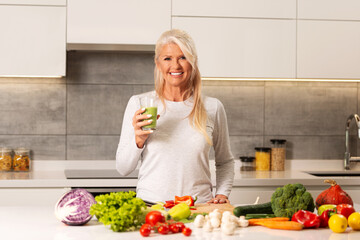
232, 180, 360, 233
54, 188, 96, 226
89, 191, 149, 232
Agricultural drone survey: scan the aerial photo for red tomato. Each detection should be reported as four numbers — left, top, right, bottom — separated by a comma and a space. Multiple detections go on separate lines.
139, 225, 151, 237
141, 224, 152, 231
158, 224, 169, 235
336, 204, 355, 219
145, 211, 165, 226
169, 223, 180, 233
175, 222, 185, 232
182, 227, 192, 236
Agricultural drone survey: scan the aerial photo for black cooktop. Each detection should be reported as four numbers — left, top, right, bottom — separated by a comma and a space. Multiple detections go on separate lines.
64, 169, 139, 179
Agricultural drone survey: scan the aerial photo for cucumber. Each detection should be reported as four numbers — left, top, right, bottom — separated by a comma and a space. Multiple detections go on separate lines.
233, 202, 273, 217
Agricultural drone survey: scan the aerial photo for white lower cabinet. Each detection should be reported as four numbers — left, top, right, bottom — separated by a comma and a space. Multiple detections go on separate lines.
0, 188, 69, 206
172, 17, 296, 78
0, 5, 66, 77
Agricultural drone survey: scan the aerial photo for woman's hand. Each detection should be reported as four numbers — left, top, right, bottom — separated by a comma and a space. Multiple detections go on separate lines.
132, 108, 159, 148
207, 194, 229, 204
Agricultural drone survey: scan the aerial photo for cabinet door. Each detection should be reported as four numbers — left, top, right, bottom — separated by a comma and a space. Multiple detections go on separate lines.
298, 0, 360, 20
172, 0, 296, 19
67, 0, 171, 45
172, 17, 296, 78
0, 188, 68, 206
297, 20, 360, 79
0, 5, 66, 77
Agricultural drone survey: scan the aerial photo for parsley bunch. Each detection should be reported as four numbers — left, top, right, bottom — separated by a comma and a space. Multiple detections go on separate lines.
89, 191, 148, 232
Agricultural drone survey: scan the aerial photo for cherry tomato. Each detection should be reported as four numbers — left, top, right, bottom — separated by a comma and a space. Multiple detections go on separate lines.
182, 227, 192, 236
158, 224, 169, 235
336, 204, 355, 219
145, 211, 165, 226
139, 225, 151, 237
141, 224, 152, 231
169, 223, 180, 233
175, 222, 185, 232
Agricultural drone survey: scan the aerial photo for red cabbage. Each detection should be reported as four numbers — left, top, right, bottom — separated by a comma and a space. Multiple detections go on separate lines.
55, 188, 96, 226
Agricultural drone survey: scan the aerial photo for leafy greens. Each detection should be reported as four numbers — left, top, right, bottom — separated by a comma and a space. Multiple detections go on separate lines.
89, 191, 149, 232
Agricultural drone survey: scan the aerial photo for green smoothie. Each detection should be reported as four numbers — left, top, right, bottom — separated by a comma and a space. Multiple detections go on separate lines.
142, 107, 157, 130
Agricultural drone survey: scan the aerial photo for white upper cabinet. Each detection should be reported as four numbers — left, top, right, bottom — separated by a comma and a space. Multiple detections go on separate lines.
172, 0, 296, 19
0, 3, 66, 77
297, 21, 360, 79
67, 0, 171, 45
173, 17, 296, 78
298, 0, 360, 20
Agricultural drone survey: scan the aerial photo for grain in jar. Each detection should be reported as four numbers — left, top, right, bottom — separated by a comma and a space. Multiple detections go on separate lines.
255, 147, 271, 171
270, 139, 286, 171
0, 147, 13, 171
239, 156, 255, 171
13, 148, 30, 171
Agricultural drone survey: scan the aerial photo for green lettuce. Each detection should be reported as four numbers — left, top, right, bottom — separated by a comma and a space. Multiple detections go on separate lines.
89, 191, 149, 232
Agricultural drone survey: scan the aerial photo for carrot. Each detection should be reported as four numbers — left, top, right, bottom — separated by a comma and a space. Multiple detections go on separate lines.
249, 217, 290, 226
255, 220, 304, 231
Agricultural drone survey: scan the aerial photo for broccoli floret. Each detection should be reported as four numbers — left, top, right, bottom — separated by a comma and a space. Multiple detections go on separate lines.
271, 183, 315, 218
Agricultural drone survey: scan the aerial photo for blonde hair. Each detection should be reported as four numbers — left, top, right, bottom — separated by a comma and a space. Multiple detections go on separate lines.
154, 29, 211, 145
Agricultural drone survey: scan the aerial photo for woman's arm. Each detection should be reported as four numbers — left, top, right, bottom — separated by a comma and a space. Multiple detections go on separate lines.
115, 96, 144, 176
211, 100, 235, 202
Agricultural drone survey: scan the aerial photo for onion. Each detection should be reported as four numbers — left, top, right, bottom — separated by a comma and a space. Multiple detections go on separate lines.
55, 188, 96, 226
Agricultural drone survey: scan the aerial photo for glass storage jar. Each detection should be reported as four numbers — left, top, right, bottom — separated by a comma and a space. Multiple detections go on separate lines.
270, 139, 286, 171
255, 147, 271, 171
239, 156, 255, 171
0, 147, 13, 171
13, 148, 30, 171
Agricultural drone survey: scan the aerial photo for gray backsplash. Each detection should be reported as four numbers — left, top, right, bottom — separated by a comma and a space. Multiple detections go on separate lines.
0, 51, 358, 161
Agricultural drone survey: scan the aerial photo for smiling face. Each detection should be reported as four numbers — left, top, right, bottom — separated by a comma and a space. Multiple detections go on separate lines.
155, 43, 193, 91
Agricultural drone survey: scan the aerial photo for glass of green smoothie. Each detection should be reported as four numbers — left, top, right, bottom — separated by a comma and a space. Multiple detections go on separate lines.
140, 96, 157, 130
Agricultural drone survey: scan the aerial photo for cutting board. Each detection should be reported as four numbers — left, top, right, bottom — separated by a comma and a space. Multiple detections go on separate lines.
191, 203, 235, 214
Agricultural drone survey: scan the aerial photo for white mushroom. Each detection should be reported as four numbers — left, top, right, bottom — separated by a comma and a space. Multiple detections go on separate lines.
194, 214, 205, 228
238, 219, 249, 228
209, 209, 222, 220
210, 216, 221, 228
221, 221, 236, 235
203, 219, 213, 232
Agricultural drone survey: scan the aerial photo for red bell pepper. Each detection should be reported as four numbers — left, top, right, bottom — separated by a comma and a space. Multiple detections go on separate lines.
164, 200, 175, 209
319, 209, 336, 228
291, 210, 320, 228
174, 196, 197, 206
336, 204, 355, 219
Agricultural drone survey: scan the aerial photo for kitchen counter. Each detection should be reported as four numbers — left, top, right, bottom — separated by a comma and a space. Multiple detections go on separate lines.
1, 160, 360, 206
1, 205, 360, 240
1, 160, 360, 188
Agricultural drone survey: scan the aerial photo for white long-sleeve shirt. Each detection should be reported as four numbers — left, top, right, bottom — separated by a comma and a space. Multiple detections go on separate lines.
116, 91, 234, 203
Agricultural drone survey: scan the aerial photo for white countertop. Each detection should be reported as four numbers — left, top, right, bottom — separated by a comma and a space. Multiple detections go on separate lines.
1, 205, 360, 240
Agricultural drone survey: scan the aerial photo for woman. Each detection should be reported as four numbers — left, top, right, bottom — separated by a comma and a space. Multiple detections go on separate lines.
116, 29, 234, 204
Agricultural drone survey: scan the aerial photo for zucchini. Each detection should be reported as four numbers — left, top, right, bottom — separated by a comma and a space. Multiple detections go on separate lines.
245, 213, 275, 220
233, 202, 273, 217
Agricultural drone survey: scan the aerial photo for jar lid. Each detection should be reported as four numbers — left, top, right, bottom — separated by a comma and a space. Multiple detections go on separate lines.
0, 147, 12, 153
14, 148, 30, 154
270, 139, 287, 144
239, 156, 255, 162
255, 147, 271, 152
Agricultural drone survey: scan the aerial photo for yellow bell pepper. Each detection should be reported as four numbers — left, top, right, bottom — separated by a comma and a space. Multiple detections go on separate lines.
168, 203, 191, 221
